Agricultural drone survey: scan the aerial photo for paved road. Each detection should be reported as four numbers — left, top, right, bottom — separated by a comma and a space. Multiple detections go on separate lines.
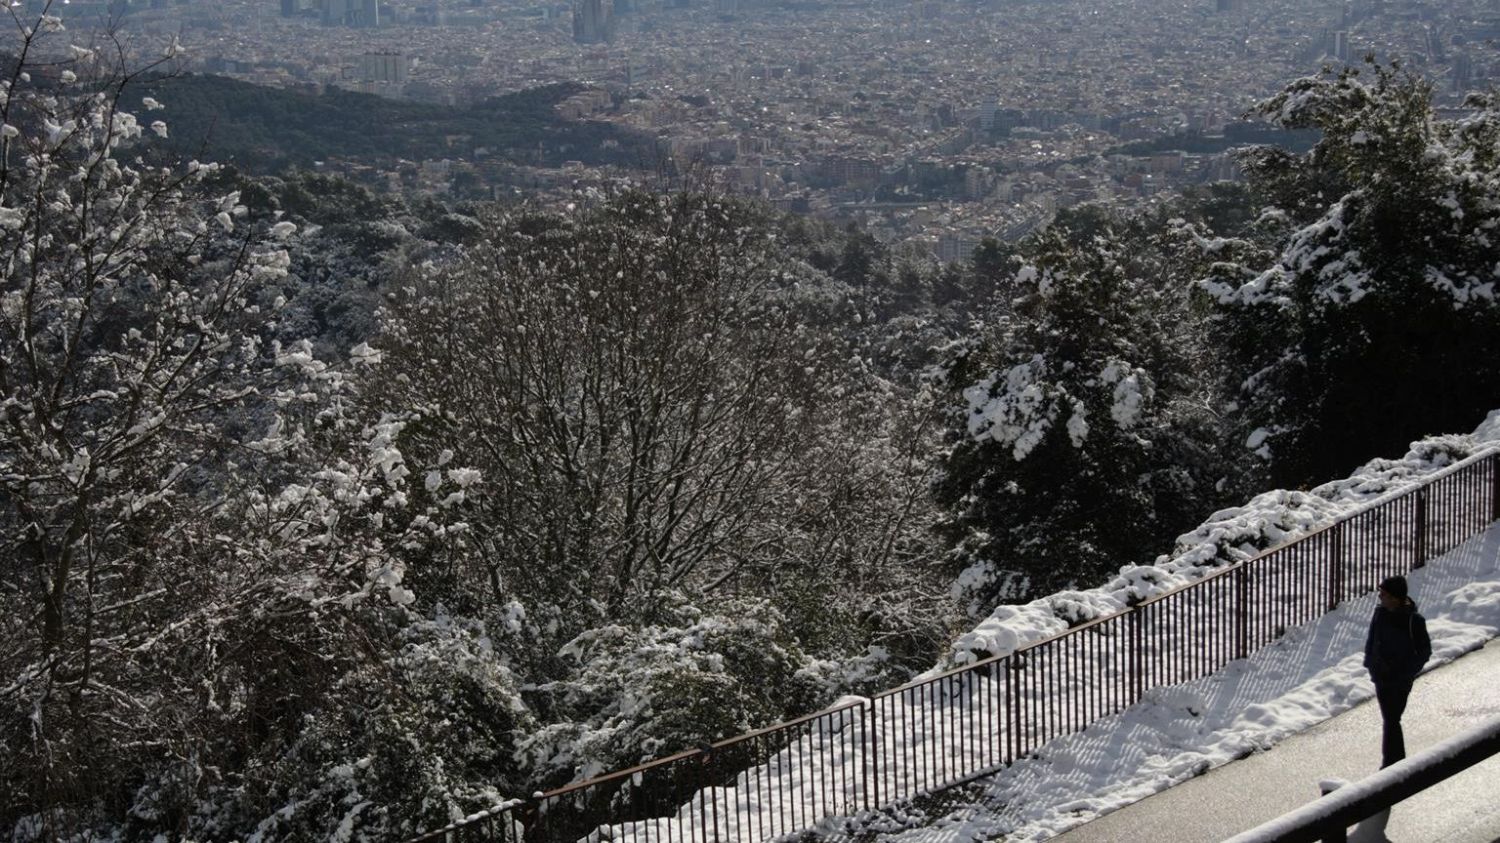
1052, 636, 1500, 843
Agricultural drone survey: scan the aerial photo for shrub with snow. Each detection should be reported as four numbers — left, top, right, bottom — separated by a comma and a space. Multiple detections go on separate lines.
518, 600, 833, 788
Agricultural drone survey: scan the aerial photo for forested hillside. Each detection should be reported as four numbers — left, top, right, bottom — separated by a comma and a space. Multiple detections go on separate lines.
4, 35, 1500, 841
118, 74, 654, 171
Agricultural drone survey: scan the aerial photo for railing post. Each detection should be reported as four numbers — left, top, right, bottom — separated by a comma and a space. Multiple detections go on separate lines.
1235, 566, 1249, 661
1329, 521, 1345, 611
711, 760, 722, 842
697, 752, 709, 843
1007, 655, 1020, 763
519, 796, 540, 843
1129, 608, 1144, 703
996, 660, 1008, 765
1414, 488, 1429, 570
864, 699, 877, 812
1491, 453, 1500, 523
1316, 781, 1349, 843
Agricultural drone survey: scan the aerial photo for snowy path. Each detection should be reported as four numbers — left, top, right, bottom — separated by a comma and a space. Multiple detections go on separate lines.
871, 522, 1500, 842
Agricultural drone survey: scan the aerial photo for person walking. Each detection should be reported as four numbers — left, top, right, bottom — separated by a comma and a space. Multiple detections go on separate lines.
1363, 575, 1432, 768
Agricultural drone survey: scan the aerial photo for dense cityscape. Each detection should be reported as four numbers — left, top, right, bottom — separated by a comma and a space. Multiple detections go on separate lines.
31, 0, 1500, 255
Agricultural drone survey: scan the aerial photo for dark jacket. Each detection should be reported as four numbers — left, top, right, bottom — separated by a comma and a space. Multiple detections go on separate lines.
1363, 599, 1432, 683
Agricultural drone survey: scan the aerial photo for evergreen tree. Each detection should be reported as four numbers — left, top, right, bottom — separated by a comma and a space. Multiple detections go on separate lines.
1204, 63, 1500, 485
934, 214, 1224, 611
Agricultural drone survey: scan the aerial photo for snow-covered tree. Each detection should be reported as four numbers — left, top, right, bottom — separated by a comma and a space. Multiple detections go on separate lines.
370, 191, 953, 652
0, 29, 490, 838
934, 213, 1225, 612
1204, 62, 1500, 485
0, 36, 283, 831
340, 191, 959, 802
218, 611, 532, 841
369, 195, 833, 631
517, 600, 823, 785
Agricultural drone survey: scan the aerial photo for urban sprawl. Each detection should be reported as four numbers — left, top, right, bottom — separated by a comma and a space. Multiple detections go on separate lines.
37, 0, 1500, 257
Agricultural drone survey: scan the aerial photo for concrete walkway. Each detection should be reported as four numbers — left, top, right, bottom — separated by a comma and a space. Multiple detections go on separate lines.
1052, 636, 1500, 843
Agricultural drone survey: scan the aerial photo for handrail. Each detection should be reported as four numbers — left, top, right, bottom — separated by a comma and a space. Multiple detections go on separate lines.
890, 447, 1500, 694
1136, 447, 1497, 608
405, 799, 527, 843
408, 446, 1500, 843
1221, 715, 1500, 843
876, 602, 1122, 699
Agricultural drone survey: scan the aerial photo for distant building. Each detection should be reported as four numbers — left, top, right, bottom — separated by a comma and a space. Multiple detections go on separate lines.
1332, 30, 1351, 63
977, 102, 1000, 130
824, 156, 880, 187
320, 0, 377, 27
937, 233, 980, 263
572, 0, 613, 43
361, 51, 408, 83
1453, 53, 1474, 91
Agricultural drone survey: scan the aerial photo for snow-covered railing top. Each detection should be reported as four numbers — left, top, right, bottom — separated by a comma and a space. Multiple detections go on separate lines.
541, 699, 867, 802
904, 444, 1500, 692
944, 440, 1500, 668
1282, 445, 1500, 533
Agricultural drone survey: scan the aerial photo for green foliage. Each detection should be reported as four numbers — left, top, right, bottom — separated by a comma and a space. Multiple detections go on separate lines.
935, 212, 1229, 610
1166, 182, 1262, 239
212, 614, 532, 841
271, 171, 404, 225
1204, 62, 1500, 485
834, 226, 887, 287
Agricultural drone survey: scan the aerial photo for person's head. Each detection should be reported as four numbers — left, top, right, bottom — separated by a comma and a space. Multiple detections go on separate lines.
1378, 575, 1409, 610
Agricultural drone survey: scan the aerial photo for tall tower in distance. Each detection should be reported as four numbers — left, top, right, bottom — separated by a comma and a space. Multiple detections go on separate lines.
1453, 53, 1474, 91
1332, 30, 1350, 63
572, 0, 614, 43
319, 0, 377, 27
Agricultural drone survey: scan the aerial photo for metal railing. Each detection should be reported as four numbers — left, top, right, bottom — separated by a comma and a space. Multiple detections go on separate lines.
1221, 714, 1500, 843
411, 449, 1500, 843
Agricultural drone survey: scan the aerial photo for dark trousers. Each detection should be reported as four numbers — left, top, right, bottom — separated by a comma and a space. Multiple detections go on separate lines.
1374, 677, 1414, 768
